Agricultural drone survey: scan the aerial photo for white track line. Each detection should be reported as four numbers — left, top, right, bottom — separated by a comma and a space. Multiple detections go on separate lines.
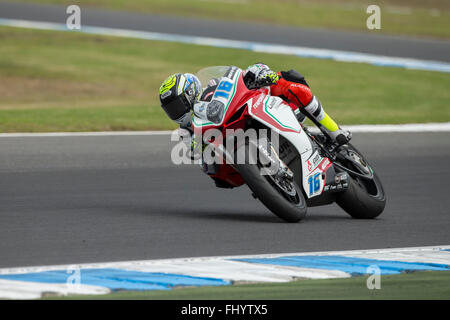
0, 18, 449, 73
0, 123, 449, 137
0, 131, 174, 137
340, 122, 450, 132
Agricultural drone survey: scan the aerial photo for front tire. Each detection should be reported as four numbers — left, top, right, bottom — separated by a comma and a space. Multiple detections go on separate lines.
234, 143, 307, 222
335, 145, 386, 219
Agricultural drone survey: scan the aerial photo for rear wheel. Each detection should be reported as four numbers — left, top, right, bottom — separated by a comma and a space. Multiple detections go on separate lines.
235, 143, 307, 222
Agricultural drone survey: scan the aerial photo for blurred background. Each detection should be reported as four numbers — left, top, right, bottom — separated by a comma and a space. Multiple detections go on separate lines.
0, 0, 448, 132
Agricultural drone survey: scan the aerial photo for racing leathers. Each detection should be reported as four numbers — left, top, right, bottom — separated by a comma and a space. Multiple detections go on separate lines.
243, 63, 351, 145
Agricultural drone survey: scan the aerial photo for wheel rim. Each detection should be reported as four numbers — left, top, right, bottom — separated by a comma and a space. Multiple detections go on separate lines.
261, 166, 302, 204
339, 148, 380, 197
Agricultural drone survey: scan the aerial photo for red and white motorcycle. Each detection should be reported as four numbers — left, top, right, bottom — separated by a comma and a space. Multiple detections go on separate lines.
185, 66, 386, 222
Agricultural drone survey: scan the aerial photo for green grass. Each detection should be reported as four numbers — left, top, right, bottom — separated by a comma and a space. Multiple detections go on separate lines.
44, 271, 450, 300
17, 0, 450, 39
0, 26, 449, 132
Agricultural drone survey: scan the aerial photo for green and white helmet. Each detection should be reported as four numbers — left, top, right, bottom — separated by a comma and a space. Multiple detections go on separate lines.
159, 73, 202, 124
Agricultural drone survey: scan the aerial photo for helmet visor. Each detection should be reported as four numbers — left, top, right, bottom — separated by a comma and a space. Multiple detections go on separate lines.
161, 94, 190, 122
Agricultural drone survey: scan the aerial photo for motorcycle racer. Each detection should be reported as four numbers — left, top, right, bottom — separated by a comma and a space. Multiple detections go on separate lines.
158, 66, 385, 219
159, 64, 351, 146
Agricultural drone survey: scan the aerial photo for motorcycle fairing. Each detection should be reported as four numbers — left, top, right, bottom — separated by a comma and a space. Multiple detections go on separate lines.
247, 94, 332, 199
192, 67, 245, 131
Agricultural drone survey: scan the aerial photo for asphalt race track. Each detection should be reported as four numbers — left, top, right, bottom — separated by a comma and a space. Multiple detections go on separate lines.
0, 132, 449, 268
0, 1, 450, 62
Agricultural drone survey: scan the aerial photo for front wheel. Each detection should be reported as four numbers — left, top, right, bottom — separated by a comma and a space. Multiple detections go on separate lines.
234, 145, 307, 223
335, 144, 386, 219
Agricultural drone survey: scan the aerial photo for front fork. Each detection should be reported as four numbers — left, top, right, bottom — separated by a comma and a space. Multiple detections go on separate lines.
255, 137, 294, 181
304, 126, 374, 181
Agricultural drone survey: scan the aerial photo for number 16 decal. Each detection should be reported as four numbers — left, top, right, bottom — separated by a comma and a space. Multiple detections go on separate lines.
214, 81, 233, 99
308, 173, 321, 196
